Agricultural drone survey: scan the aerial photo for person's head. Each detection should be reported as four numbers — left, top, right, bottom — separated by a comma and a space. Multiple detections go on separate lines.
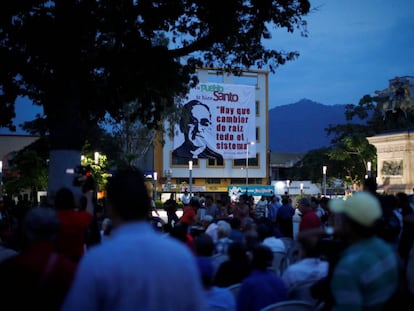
229, 217, 241, 230
256, 222, 273, 242
298, 197, 311, 214
23, 206, 60, 245
328, 191, 382, 241
180, 100, 212, 149
194, 233, 215, 257
319, 196, 330, 211
201, 215, 214, 230
106, 168, 151, 223
227, 241, 249, 261
54, 187, 75, 210
205, 195, 214, 206
251, 245, 273, 270
238, 193, 248, 204
310, 196, 319, 210
190, 197, 201, 209
216, 220, 231, 238
281, 197, 289, 205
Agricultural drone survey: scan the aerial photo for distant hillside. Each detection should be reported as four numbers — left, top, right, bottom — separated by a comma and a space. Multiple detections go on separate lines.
268, 99, 349, 153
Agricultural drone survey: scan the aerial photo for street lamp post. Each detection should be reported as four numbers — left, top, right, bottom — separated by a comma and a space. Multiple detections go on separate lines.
165, 169, 172, 192
322, 165, 327, 196
367, 161, 372, 178
0, 161, 3, 199
153, 172, 158, 201
94, 152, 99, 165
189, 160, 193, 198
246, 141, 255, 188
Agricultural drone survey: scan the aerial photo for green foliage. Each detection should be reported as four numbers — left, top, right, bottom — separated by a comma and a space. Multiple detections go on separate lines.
0, 0, 310, 138
0, 1, 311, 195
79, 150, 110, 192
320, 84, 414, 186
3, 149, 48, 199
155, 200, 164, 210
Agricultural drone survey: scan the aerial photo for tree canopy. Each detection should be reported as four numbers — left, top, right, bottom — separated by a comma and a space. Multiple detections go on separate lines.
321, 83, 414, 187
0, 0, 311, 142
0, 0, 311, 200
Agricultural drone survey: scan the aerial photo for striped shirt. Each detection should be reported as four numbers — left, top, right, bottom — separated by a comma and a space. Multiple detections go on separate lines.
330, 237, 399, 311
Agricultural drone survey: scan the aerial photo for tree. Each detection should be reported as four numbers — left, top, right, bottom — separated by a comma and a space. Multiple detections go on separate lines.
0, 1, 310, 203
324, 82, 414, 187
3, 145, 49, 204
108, 101, 157, 167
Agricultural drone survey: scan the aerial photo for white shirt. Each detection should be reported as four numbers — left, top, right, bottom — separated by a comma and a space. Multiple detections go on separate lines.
182, 193, 190, 205
61, 222, 208, 311
282, 257, 329, 288
262, 237, 286, 253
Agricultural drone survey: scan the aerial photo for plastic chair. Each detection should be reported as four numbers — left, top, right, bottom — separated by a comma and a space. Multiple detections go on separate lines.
280, 237, 294, 251
271, 251, 288, 275
287, 280, 319, 305
285, 241, 301, 266
259, 300, 314, 311
227, 283, 242, 298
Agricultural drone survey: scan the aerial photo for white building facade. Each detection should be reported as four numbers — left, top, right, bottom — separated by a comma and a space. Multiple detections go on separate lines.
155, 68, 269, 201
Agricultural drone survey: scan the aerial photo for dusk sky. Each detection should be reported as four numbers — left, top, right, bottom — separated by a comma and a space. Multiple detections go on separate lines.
267, 0, 414, 108
3, 0, 414, 133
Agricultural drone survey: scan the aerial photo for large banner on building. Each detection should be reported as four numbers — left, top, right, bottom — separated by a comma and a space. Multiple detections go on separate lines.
173, 82, 256, 160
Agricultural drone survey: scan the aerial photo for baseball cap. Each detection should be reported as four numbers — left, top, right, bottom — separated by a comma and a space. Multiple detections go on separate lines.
328, 191, 382, 227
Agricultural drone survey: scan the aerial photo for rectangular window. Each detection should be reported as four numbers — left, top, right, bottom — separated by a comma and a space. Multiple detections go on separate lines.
176, 178, 190, 184
206, 178, 221, 184
207, 157, 224, 167
171, 155, 199, 166
230, 178, 246, 184
229, 178, 262, 185
233, 153, 258, 167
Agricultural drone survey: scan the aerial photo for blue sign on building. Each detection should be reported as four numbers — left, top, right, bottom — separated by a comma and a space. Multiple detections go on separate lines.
228, 185, 275, 198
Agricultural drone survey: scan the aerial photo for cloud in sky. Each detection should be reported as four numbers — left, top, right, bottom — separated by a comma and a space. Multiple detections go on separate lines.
267, 0, 414, 108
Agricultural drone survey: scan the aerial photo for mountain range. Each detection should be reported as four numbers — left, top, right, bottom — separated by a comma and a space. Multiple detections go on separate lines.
268, 99, 348, 153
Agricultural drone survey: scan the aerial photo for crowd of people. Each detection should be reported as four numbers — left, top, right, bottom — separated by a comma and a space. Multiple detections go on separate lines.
0, 171, 413, 310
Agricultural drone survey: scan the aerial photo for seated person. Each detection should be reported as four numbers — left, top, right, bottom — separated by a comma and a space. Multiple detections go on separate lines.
214, 241, 252, 288
196, 256, 236, 311
282, 238, 329, 304
236, 245, 288, 311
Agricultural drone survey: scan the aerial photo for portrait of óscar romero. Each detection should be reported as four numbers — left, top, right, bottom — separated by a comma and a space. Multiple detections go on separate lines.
173, 100, 224, 161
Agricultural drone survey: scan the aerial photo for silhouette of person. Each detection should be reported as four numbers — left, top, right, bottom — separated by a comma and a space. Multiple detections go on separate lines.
173, 100, 224, 161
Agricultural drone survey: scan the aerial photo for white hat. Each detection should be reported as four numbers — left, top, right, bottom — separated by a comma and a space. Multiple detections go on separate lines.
328, 191, 382, 227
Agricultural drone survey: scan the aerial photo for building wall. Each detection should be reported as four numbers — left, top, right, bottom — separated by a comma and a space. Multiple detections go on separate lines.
367, 131, 414, 193
155, 68, 269, 196
0, 134, 40, 168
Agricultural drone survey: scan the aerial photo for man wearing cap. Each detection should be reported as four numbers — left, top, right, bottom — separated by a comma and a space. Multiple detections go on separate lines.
328, 191, 400, 311
298, 197, 322, 233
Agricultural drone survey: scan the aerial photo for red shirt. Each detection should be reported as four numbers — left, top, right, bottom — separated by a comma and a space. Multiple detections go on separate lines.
0, 241, 77, 311
299, 209, 321, 232
56, 210, 93, 261
180, 205, 196, 226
